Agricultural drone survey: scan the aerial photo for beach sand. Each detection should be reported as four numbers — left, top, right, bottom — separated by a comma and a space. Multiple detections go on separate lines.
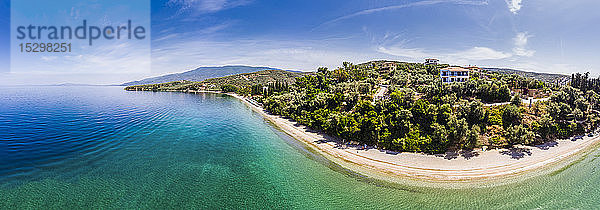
204, 91, 600, 187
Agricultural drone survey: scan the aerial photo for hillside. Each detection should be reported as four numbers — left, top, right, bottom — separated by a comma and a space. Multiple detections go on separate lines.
253, 61, 597, 153
484, 67, 569, 84
121, 66, 281, 86
358, 61, 569, 84
202, 70, 306, 87
124, 70, 310, 91
125, 60, 600, 154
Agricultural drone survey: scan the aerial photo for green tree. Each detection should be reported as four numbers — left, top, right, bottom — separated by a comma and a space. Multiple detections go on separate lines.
511, 94, 521, 106
393, 125, 431, 152
437, 104, 453, 125
338, 114, 359, 140
317, 67, 329, 74
447, 115, 468, 145
464, 125, 480, 149
505, 124, 534, 146
464, 100, 485, 126
536, 114, 554, 140
221, 84, 238, 93
502, 105, 522, 127
498, 85, 511, 102
430, 123, 449, 151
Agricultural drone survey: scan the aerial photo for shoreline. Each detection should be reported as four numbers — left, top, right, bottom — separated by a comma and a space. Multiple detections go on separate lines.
196, 90, 600, 188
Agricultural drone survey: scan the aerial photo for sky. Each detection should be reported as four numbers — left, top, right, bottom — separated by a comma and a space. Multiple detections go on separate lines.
1, 0, 600, 85
3, 0, 150, 85
0, 0, 8, 73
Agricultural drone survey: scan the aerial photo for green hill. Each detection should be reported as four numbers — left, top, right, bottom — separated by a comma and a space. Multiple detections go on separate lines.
483, 67, 569, 84
126, 60, 600, 154
124, 70, 309, 91
202, 70, 305, 87
121, 66, 282, 86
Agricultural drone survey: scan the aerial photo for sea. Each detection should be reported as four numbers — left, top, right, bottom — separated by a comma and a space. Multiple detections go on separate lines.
1, 86, 600, 209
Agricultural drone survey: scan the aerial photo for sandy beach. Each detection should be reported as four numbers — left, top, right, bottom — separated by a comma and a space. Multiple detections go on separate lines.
199, 91, 600, 186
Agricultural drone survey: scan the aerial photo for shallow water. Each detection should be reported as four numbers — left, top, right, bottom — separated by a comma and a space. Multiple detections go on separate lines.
1, 86, 600, 209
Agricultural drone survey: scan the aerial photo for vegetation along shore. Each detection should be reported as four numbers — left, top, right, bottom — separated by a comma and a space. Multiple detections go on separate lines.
125, 61, 600, 185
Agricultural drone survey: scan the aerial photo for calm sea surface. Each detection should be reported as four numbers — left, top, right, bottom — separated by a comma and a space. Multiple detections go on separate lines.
1, 86, 600, 209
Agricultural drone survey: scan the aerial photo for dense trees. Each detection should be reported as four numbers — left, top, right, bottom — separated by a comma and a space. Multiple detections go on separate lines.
127, 61, 599, 154
540, 84, 600, 139
571, 72, 600, 93
251, 81, 289, 96
257, 62, 600, 153
220, 84, 238, 93
506, 124, 535, 145
124, 70, 306, 92
421, 79, 511, 104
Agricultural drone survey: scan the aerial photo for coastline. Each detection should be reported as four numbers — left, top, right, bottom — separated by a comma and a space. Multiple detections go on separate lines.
198, 90, 600, 188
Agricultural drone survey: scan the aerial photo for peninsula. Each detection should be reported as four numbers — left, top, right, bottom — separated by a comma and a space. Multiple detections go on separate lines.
125, 60, 600, 185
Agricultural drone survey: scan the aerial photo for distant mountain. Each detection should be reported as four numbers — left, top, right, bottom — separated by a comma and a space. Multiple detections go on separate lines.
54, 83, 118, 86
124, 70, 310, 91
121, 66, 282, 86
483, 67, 569, 84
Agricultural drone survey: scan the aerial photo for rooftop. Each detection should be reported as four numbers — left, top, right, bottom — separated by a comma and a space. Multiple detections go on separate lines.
441, 67, 470, 72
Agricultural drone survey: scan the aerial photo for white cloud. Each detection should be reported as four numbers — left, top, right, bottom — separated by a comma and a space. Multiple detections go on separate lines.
12, 40, 151, 78
167, 0, 252, 14
154, 33, 179, 42
70, 7, 80, 19
6, 40, 152, 85
149, 38, 394, 75
377, 45, 512, 65
41, 56, 57, 61
506, 0, 523, 14
197, 0, 227, 12
453, 47, 512, 60
377, 47, 430, 59
315, 0, 488, 29
513, 32, 535, 57
513, 48, 535, 57
154, 22, 232, 42
199, 22, 233, 34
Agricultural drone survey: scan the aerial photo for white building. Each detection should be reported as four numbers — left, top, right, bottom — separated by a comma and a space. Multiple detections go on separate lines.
425, 58, 439, 65
373, 85, 389, 100
440, 67, 469, 83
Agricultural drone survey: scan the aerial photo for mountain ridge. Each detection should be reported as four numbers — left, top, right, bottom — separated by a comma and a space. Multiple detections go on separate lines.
482, 67, 569, 83
121, 65, 286, 86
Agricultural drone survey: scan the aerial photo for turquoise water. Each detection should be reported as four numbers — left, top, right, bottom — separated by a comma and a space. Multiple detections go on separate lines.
1, 86, 600, 209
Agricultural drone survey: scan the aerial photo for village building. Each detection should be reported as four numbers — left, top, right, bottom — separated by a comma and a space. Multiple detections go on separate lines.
373, 85, 389, 100
440, 67, 470, 83
378, 62, 397, 74
466, 66, 482, 72
424, 58, 439, 65
381, 62, 397, 70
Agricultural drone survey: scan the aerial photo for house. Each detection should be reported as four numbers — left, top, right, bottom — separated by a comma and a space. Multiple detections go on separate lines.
381, 62, 397, 70
378, 62, 397, 74
425, 58, 439, 65
466, 66, 482, 72
373, 85, 389, 100
440, 67, 470, 83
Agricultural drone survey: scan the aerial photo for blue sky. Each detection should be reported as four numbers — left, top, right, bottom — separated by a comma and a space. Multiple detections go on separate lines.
150, 0, 600, 78
1, 0, 600, 84
0, 0, 8, 73
3, 0, 150, 85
